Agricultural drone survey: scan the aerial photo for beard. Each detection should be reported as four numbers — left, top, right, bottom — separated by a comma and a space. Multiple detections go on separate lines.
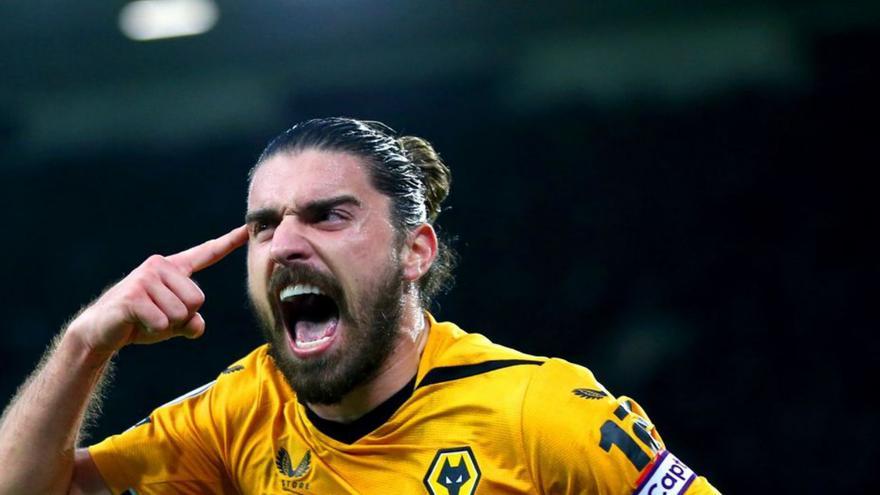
249, 261, 405, 405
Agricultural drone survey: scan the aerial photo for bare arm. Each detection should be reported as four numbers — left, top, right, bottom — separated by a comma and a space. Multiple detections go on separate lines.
0, 226, 248, 495
0, 332, 113, 494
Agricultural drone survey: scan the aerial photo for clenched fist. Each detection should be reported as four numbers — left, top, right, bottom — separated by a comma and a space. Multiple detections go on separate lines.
66, 225, 248, 356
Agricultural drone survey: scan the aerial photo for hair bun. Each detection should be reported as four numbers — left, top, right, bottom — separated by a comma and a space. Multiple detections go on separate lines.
398, 136, 451, 223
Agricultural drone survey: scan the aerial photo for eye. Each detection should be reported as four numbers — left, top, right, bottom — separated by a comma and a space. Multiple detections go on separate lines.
314, 208, 350, 227
249, 221, 275, 240
323, 209, 345, 222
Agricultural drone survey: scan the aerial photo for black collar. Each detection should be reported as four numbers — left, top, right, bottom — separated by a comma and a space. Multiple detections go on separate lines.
303, 375, 417, 444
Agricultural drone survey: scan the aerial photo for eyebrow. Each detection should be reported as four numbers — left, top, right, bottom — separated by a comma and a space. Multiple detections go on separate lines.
244, 194, 362, 224
244, 208, 278, 226
302, 194, 362, 214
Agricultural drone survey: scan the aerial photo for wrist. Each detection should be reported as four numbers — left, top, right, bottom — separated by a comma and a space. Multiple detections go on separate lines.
59, 326, 116, 371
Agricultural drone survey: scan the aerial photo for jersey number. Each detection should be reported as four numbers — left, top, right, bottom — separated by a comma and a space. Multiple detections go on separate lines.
598, 404, 660, 471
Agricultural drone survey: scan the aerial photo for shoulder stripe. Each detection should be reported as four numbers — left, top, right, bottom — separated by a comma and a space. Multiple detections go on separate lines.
416, 359, 543, 389
125, 380, 216, 431
152, 380, 216, 411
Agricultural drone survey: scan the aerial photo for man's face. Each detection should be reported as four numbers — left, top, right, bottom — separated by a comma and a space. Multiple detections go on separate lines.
246, 149, 406, 404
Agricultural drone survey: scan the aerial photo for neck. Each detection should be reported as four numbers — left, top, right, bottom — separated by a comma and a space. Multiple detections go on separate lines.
306, 305, 429, 423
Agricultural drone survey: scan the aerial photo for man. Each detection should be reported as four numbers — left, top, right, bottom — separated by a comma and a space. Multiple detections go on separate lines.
0, 117, 719, 494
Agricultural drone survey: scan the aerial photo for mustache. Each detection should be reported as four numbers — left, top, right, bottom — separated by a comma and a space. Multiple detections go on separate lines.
268, 264, 345, 307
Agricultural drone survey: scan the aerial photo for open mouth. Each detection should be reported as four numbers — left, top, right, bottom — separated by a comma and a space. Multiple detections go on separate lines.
279, 284, 340, 356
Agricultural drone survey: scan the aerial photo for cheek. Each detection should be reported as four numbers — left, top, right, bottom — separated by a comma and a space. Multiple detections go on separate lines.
246, 250, 270, 303
246, 275, 267, 312
322, 242, 385, 301
349, 232, 398, 272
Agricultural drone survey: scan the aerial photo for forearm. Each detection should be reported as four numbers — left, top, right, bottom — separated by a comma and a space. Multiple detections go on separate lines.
0, 226, 246, 494
0, 329, 114, 495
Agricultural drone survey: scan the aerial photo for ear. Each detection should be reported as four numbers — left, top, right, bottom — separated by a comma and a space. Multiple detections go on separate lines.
401, 223, 438, 283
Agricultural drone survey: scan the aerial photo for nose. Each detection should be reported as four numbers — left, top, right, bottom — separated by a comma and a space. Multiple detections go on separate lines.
269, 215, 315, 265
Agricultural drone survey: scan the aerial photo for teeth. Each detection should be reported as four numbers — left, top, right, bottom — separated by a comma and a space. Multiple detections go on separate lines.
295, 335, 332, 349
280, 284, 324, 301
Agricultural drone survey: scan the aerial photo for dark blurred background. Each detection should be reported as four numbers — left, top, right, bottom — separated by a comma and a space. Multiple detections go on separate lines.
2, 1, 878, 492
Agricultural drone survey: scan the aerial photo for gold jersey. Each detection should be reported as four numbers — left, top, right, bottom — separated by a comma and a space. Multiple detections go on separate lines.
89, 315, 720, 494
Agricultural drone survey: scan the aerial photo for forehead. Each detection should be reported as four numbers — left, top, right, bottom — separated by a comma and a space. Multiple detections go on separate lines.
248, 149, 378, 207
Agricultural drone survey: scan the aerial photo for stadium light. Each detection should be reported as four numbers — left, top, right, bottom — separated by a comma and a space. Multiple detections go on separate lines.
119, 0, 219, 41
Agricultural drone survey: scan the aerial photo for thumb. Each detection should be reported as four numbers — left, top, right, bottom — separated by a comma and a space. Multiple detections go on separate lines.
179, 312, 206, 339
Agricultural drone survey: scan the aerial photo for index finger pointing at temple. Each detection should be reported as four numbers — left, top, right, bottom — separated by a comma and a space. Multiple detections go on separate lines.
167, 225, 249, 275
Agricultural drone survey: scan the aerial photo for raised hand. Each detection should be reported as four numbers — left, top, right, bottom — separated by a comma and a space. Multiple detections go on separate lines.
66, 225, 248, 356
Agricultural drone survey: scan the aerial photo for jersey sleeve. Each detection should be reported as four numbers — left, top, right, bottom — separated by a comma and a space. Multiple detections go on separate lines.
520, 359, 720, 494
87, 378, 235, 495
